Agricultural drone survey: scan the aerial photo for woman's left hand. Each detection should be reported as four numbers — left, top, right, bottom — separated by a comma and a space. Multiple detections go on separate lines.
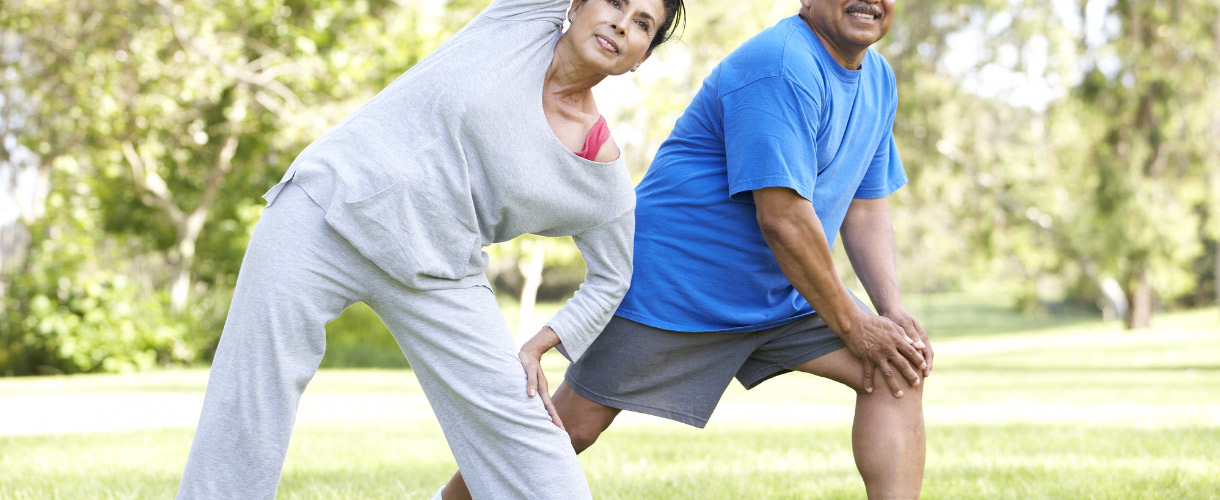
519, 326, 564, 430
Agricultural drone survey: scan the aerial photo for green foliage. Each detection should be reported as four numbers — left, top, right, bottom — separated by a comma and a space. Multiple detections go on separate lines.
1, 0, 457, 373
3, 0, 1218, 374
878, 0, 1220, 320
1065, 0, 1220, 310
0, 168, 199, 375
320, 303, 408, 369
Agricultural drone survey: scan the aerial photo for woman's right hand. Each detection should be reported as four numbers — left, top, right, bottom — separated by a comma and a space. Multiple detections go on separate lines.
519, 327, 565, 429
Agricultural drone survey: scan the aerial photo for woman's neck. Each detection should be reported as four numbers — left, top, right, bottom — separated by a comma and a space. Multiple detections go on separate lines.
545, 39, 606, 113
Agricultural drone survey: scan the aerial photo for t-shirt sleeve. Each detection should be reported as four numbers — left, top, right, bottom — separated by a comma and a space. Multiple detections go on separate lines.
544, 206, 634, 363
481, 0, 568, 23
854, 88, 907, 199
722, 76, 821, 203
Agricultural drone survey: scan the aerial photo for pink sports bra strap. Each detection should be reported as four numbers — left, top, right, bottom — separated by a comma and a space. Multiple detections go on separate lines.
575, 115, 611, 161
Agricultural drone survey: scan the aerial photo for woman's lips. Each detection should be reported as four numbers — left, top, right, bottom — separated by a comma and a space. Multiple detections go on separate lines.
595, 34, 619, 54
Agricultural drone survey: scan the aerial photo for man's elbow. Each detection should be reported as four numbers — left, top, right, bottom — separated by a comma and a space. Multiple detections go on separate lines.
756, 210, 800, 247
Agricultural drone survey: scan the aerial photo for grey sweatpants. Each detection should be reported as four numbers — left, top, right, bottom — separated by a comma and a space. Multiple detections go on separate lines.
177, 183, 590, 500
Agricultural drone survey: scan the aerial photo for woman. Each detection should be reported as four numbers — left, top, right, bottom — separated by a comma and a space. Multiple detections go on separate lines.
176, 0, 684, 498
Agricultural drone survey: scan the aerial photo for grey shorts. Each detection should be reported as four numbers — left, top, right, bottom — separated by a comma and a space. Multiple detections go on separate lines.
565, 301, 865, 428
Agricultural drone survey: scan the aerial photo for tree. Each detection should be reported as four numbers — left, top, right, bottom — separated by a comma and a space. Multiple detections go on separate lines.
0, 0, 453, 373
1068, 0, 1220, 328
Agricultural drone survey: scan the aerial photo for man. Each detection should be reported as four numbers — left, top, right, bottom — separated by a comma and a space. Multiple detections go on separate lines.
444, 0, 930, 497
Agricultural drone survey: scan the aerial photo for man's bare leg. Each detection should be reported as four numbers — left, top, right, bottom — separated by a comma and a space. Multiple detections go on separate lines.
441, 382, 621, 500
793, 348, 925, 500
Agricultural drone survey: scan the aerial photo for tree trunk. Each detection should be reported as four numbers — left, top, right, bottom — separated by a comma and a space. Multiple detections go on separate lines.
169, 233, 196, 312
1125, 268, 1153, 329
1098, 277, 1128, 322
169, 262, 191, 311
515, 240, 546, 342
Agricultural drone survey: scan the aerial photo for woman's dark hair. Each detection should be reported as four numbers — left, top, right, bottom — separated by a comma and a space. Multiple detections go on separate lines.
648, 0, 686, 52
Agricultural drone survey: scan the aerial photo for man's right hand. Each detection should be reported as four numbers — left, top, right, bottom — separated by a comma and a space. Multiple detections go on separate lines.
839, 309, 925, 397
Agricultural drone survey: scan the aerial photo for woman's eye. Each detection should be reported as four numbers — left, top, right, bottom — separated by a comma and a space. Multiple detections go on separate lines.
635, 20, 649, 31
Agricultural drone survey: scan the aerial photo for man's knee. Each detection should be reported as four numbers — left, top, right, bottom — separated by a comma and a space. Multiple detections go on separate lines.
861, 379, 925, 412
552, 383, 619, 453
566, 421, 606, 453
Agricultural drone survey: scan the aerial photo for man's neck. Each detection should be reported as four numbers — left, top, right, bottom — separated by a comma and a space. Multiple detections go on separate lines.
799, 13, 868, 70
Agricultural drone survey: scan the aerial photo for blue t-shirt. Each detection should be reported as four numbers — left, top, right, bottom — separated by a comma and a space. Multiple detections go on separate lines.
615, 16, 907, 333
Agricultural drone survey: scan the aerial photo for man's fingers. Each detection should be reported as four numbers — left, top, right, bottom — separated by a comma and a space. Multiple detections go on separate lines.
912, 321, 928, 349
919, 327, 934, 377
889, 350, 921, 387
877, 357, 904, 397
897, 337, 925, 370
922, 339, 934, 377
898, 323, 926, 350
894, 341, 923, 386
862, 358, 875, 394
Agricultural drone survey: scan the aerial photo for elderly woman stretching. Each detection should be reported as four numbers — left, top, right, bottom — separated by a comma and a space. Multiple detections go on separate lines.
175, 0, 684, 498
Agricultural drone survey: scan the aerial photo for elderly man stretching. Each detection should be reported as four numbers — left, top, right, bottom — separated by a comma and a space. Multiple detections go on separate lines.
444, 0, 930, 498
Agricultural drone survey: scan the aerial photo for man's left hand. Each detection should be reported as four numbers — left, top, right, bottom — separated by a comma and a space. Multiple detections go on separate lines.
880, 308, 933, 378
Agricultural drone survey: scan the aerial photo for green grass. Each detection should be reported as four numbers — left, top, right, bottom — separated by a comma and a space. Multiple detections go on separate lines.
903, 292, 1099, 339
2, 303, 1218, 499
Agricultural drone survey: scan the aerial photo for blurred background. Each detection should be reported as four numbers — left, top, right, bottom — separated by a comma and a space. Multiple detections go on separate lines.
1, 0, 1216, 375
0, 1, 1218, 497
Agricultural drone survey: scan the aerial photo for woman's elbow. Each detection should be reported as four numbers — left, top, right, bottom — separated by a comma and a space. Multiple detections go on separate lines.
610, 270, 631, 303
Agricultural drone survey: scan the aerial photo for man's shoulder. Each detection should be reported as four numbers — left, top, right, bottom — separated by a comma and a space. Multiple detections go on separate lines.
717, 18, 828, 99
863, 48, 898, 93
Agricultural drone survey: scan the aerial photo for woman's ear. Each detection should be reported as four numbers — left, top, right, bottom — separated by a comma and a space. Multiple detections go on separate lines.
567, 0, 584, 23
632, 50, 653, 72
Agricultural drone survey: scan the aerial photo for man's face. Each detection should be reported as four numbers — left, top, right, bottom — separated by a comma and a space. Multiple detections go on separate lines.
801, 0, 896, 50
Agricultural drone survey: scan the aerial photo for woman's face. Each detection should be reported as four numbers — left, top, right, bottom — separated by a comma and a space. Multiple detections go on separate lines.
565, 0, 664, 75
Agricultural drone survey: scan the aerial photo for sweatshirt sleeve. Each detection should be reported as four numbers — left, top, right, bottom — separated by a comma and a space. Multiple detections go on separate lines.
481, 0, 569, 23
545, 206, 635, 363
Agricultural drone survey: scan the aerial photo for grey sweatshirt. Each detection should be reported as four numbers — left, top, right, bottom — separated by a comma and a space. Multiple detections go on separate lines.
278, 0, 635, 363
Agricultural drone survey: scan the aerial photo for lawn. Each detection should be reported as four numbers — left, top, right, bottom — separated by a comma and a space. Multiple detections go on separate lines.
1, 301, 1218, 499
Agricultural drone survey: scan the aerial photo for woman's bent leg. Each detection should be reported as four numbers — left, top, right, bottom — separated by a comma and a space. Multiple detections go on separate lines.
368, 284, 592, 500
177, 185, 366, 499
